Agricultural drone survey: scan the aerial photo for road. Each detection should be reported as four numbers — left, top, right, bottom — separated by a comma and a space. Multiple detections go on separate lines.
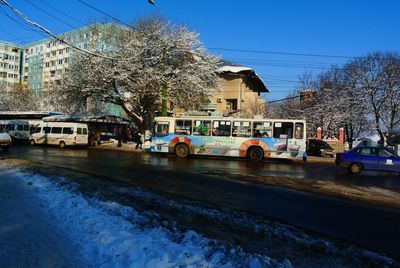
4, 145, 400, 259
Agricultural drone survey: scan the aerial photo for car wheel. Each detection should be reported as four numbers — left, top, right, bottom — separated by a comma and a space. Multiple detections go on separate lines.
59, 141, 66, 149
349, 163, 362, 174
247, 147, 264, 162
30, 139, 36, 146
175, 143, 189, 158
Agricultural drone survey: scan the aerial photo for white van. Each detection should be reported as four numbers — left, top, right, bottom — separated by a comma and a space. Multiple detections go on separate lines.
30, 122, 89, 148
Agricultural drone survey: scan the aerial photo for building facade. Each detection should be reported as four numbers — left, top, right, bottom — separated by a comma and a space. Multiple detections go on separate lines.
206, 66, 268, 117
0, 41, 21, 92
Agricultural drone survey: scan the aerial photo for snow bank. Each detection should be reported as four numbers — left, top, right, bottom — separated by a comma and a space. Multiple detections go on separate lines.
16, 172, 292, 268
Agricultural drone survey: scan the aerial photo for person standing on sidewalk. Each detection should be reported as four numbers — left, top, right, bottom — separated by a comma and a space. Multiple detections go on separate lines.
134, 132, 142, 150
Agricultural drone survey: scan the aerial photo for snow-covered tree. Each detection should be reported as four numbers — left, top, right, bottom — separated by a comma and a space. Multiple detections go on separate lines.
53, 19, 221, 131
347, 52, 400, 143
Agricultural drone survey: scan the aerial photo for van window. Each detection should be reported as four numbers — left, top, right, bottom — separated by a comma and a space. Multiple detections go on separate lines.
62, 127, 73, 134
83, 128, 87, 135
43, 127, 51, 134
24, 125, 29, 131
17, 125, 24, 131
51, 127, 62, 134
34, 127, 41, 133
77, 128, 82, 135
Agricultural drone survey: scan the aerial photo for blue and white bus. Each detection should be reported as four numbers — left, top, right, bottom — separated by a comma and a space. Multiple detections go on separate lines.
150, 116, 306, 161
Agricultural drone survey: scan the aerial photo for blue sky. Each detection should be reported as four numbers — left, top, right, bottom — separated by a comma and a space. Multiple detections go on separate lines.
0, 0, 399, 100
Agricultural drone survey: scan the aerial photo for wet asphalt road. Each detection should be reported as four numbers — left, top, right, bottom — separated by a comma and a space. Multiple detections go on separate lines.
3, 145, 400, 259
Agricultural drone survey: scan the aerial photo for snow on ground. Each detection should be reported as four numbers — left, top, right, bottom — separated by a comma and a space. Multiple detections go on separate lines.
8, 169, 290, 268
1, 162, 398, 268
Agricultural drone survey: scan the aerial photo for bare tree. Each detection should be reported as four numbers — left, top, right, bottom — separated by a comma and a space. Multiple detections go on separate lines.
348, 52, 400, 143
0, 83, 40, 111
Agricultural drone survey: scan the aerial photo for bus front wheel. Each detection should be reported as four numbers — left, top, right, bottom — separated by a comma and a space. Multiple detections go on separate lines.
247, 147, 264, 162
175, 143, 189, 158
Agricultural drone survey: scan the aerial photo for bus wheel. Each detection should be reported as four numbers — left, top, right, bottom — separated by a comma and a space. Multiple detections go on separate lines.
59, 141, 66, 149
247, 147, 264, 162
30, 139, 36, 146
349, 163, 362, 174
175, 143, 189, 158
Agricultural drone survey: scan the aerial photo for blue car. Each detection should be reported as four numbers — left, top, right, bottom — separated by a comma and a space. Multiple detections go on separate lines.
336, 146, 400, 174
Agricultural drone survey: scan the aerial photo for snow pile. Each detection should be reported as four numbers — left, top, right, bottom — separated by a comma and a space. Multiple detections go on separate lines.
17, 172, 292, 268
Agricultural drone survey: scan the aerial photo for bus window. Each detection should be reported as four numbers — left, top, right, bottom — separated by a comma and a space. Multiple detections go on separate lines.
175, 119, 192, 135
17, 125, 24, 131
34, 127, 41, 133
212, 120, 231, 136
155, 122, 170, 137
273, 122, 293, 139
23, 125, 29, 131
232, 121, 251, 137
295, 123, 304, 139
253, 122, 272, 137
193, 120, 211, 136
43, 127, 51, 134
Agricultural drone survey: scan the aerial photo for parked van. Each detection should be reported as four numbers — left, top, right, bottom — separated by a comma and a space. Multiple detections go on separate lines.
30, 122, 89, 148
0, 120, 30, 143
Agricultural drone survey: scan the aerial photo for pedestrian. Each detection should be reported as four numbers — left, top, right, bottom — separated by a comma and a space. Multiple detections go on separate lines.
134, 132, 142, 149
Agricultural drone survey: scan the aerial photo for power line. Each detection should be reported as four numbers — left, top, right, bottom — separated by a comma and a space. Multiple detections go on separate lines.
0, 0, 115, 60
210, 47, 354, 59
76, 0, 131, 28
24, 0, 79, 29
36, 0, 86, 26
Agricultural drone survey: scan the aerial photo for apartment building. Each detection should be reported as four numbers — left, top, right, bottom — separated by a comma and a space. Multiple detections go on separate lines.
0, 41, 21, 92
22, 26, 91, 96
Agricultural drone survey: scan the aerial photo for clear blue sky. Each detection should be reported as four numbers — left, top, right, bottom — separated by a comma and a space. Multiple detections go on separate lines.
1, 0, 399, 100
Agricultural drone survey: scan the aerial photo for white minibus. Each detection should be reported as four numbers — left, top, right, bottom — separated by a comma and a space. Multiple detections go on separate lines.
30, 122, 89, 148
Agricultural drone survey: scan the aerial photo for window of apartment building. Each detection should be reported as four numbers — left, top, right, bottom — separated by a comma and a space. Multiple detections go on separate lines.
66, 47, 70, 53
50, 70, 55, 77
58, 49, 63, 55
64, 58, 69, 64
52, 41, 57, 46
30, 48, 33, 54
24, 58, 28, 63
40, 46, 43, 52
46, 52, 50, 57
8, 73, 13, 78
225, 99, 238, 110
45, 62, 50, 68
0, 72, 6, 78
12, 48, 18, 53
56, 69, 62, 75
58, 59, 63, 65
46, 43, 51, 48
14, 74, 18, 79
52, 51, 56, 56
51, 61, 55, 66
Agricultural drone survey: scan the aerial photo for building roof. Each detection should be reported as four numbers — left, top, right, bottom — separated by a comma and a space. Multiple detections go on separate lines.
43, 114, 131, 125
217, 66, 269, 93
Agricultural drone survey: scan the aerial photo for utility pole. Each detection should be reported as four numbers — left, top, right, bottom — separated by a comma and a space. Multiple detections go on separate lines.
147, 0, 167, 116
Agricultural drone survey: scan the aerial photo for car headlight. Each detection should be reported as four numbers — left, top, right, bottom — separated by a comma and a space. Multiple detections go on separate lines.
320, 149, 325, 152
